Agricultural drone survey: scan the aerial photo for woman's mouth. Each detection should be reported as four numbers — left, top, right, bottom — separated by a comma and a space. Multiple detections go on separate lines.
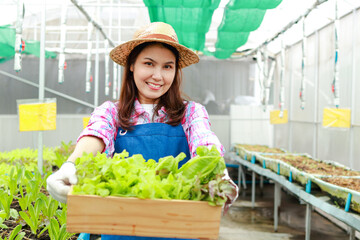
147, 82, 162, 90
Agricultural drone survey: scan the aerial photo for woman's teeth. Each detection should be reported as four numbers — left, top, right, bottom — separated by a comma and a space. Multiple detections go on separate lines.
147, 82, 161, 89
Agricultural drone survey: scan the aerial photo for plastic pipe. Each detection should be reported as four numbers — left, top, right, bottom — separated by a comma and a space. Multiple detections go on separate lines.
14, 0, 24, 72
104, 39, 110, 96
105, 0, 113, 96
333, 0, 340, 108
279, 34, 285, 118
256, 50, 265, 107
265, 60, 275, 108
349, 9, 357, 169
94, 0, 100, 107
313, 31, 320, 159
58, 0, 68, 83
300, 16, 306, 110
38, 0, 46, 176
85, 22, 93, 93
112, 64, 118, 99
117, 1, 122, 99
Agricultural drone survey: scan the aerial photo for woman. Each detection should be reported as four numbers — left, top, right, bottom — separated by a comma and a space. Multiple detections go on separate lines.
47, 22, 238, 240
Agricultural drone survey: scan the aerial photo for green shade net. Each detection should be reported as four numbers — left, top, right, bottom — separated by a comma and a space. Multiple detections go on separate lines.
214, 0, 282, 59
143, 0, 220, 52
0, 25, 57, 63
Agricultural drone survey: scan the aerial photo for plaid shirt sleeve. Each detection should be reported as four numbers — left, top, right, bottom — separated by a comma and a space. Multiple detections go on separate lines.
182, 101, 225, 158
77, 101, 118, 157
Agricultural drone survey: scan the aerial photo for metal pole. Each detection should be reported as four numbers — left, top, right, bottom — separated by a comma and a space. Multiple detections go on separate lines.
251, 171, 256, 209
349, 226, 355, 240
305, 204, 312, 240
38, 0, 46, 176
274, 182, 280, 232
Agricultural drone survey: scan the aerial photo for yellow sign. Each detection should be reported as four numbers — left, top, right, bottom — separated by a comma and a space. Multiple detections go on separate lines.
322, 108, 351, 128
83, 117, 91, 129
270, 110, 288, 124
18, 102, 56, 131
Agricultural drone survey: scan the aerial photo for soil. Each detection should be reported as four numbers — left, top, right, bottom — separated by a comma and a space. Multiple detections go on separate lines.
322, 177, 360, 192
266, 154, 360, 176
236, 144, 285, 153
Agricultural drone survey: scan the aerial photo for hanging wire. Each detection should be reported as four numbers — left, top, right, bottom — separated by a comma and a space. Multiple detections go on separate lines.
332, 0, 340, 108
14, 0, 24, 72
85, 22, 93, 93
300, 16, 306, 110
279, 33, 286, 118
58, 0, 68, 83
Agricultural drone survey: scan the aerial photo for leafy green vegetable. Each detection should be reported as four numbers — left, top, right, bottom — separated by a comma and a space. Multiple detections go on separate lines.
73, 145, 234, 206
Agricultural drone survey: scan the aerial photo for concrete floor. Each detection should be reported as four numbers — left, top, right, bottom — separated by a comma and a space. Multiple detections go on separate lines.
218, 182, 351, 240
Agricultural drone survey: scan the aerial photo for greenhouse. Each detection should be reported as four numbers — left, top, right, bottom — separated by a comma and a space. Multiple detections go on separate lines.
1, 0, 360, 239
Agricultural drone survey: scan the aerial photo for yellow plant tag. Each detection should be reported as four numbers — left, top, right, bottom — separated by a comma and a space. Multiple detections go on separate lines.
270, 110, 288, 124
83, 117, 91, 129
322, 108, 351, 128
18, 101, 56, 131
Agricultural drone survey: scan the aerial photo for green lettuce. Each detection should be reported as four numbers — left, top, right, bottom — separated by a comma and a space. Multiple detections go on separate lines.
72, 145, 233, 206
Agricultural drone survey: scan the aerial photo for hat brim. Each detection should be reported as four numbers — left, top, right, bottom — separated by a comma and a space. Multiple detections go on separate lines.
109, 38, 199, 69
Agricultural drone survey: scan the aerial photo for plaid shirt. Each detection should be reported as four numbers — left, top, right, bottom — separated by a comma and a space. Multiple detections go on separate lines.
78, 99, 224, 158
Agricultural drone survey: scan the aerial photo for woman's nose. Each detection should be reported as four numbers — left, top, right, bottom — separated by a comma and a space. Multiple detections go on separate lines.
152, 67, 162, 81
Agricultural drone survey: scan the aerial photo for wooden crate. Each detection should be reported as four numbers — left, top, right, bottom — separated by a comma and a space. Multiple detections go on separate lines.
67, 191, 222, 239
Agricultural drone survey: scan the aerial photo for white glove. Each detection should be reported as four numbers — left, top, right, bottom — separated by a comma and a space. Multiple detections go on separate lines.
46, 162, 78, 203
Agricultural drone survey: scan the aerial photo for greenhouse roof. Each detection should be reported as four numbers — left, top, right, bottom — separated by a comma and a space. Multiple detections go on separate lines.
0, 0, 359, 60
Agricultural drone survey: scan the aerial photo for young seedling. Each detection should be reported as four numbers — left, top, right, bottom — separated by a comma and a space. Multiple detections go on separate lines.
0, 225, 25, 240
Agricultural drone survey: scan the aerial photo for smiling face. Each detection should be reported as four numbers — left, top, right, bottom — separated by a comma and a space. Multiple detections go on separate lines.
130, 43, 177, 104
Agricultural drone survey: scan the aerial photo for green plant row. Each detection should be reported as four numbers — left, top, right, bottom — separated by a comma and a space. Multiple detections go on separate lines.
0, 141, 76, 240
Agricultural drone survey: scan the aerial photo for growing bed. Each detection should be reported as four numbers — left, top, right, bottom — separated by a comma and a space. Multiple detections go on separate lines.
312, 176, 360, 213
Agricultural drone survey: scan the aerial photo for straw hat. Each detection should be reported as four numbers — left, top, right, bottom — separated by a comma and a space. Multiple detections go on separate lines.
110, 22, 199, 69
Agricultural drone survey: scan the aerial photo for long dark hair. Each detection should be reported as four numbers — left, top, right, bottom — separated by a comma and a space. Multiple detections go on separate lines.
117, 42, 187, 130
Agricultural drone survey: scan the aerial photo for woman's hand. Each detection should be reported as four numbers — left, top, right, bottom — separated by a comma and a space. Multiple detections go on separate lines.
47, 136, 105, 203
46, 161, 77, 203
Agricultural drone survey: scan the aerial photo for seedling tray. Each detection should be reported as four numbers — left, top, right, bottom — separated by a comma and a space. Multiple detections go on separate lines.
66, 190, 222, 239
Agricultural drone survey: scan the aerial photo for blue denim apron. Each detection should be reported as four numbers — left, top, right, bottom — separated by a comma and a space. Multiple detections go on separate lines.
101, 122, 195, 240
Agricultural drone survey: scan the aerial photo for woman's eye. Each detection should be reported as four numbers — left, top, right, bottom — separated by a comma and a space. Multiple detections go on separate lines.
164, 65, 172, 69
145, 62, 152, 66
